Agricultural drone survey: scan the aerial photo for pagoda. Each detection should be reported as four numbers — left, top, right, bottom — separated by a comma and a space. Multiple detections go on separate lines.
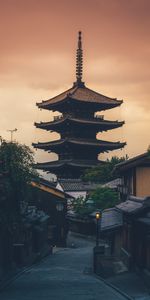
33, 32, 126, 179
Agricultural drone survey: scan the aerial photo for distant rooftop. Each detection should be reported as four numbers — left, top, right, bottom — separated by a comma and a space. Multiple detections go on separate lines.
116, 195, 150, 214
58, 178, 100, 192
102, 178, 121, 189
115, 152, 150, 172
101, 208, 123, 231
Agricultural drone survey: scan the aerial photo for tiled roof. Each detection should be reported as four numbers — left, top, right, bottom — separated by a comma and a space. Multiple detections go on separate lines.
70, 86, 122, 104
35, 116, 124, 129
115, 152, 150, 172
116, 200, 143, 214
101, 208, 123, 231
38, 177, 57, 188
116, 196, 150, 214
102, 178, 122, 189
31, 178, 72, 199
33, 138, 126, 150
37, 85, 123, 108
58, 178, 100, 192
35, 159, 104, 170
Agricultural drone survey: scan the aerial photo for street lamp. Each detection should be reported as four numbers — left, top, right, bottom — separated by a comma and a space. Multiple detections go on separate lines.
95, 211, 101, 247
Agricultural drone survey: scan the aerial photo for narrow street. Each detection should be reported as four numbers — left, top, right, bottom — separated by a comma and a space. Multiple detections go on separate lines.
0, 233, 133, 300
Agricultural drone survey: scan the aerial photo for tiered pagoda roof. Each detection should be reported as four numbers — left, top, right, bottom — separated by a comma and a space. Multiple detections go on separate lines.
33, 138, 125, 152
33, 31, 126, 178
34, 159, 106, 178
34, 115, 124, 133
36, 85, 123, 111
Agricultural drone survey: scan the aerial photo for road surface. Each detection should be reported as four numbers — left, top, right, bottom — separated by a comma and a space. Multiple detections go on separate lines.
0, 233, 132, 300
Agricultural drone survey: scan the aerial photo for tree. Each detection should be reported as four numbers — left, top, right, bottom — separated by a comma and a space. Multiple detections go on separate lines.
72, 187, 120, 216
82, 155, 128, 183
0, 141, 38, 220
89, 187, 120, 210
71, 196, 89, 216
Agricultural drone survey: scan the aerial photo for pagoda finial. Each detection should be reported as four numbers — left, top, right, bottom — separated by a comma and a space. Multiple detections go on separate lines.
76, 31, 84, 86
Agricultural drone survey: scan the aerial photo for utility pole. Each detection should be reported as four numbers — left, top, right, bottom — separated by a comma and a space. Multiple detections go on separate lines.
7, 128, 17, 142
0, 136, 3, 145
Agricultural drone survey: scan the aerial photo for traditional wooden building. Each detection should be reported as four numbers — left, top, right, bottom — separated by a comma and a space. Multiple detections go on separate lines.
100, 196, 150, 273
101, 207, 123, 256
0, 160, 14, 279
30, 178, 70, 246
33, 32, 126, 179
116, 152, 150, 200
116, 196, 150, 271
57, 178, 99, 199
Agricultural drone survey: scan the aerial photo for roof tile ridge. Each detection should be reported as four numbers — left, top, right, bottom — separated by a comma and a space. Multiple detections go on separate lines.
48, 138, 65, 144
96, 139, 126, 145
38, 86, 75, 105
102, 119, 125, 124
98, 140, 121, 145
70, 137, 124, 144
68, 85, 80, 97
69, 116, 124, 124
85, 86, 122, 102
116, 151, 148, 167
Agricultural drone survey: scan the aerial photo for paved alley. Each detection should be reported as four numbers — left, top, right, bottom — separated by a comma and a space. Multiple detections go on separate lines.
0, 233, 132, 300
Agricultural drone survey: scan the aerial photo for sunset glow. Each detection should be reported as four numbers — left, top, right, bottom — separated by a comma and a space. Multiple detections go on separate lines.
0, 0, 150, 163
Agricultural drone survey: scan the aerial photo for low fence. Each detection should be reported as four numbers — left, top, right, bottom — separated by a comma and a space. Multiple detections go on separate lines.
67, 215, 95, 236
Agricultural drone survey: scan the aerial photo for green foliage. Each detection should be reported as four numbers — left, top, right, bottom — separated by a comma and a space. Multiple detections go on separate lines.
89, 187, 120, 210
72, 187, 120, 215
82, 155, 128, 183
0, 141, 38, 218
71, 196, 94, 216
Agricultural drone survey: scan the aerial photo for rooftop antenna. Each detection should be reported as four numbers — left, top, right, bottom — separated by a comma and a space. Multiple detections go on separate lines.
7, 128, 17, 142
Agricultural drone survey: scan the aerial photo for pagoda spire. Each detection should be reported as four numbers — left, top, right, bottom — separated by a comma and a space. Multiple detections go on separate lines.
75, 31, 84, 86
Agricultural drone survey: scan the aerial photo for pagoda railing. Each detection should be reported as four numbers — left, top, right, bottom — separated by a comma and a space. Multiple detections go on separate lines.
53, 114, 105, 122
54, 115, 63, 121
94, 114, 104, 120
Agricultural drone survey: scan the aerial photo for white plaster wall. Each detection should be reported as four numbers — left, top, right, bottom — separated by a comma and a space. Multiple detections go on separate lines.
56, 183, 64, 191
67, 191, 87, 199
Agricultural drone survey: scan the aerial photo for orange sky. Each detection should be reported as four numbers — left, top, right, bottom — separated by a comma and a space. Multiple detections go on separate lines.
0, 0, 150, 164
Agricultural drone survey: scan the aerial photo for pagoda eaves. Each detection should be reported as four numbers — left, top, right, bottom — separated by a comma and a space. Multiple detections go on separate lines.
33, 138, 126, 153
35, 117, 125, 135
34, 159, 106, 178
36, 85, 123, 112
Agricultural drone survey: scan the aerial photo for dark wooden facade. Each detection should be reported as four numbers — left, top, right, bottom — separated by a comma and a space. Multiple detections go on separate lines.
116, 152, 150, 200
30, 179, 68, 247
116, 196, 150, 271
99, 197, 150, 274
33, 32, 126, 178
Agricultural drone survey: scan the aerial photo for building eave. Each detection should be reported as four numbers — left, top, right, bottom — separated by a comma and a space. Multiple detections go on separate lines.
115, 152, 150, 172
34, 117, 125, 131
34, 159, 104, 171
32, 138, 126, 151
36, 85, 123, 110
